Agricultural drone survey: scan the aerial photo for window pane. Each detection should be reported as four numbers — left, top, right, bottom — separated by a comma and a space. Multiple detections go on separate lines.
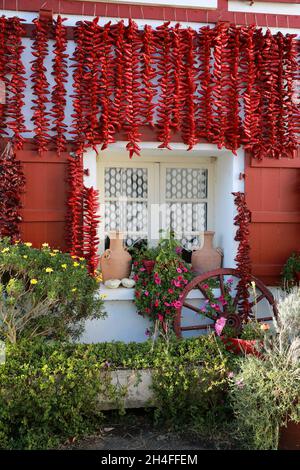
165, 168, 207, 199
105, 167, 148, 199
165, 202, 207, 250
104, 167, 149, 247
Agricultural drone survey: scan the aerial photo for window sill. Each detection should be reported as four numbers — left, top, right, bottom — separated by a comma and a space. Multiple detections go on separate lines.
99, 284, 207, 301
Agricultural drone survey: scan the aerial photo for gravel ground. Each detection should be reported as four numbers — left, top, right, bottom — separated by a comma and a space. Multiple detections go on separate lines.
62, 412, 232, 450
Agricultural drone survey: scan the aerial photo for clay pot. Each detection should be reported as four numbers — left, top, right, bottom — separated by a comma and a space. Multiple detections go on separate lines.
191, 231, 222, 274
279, 421, 300, 450
100, 231, 132, 282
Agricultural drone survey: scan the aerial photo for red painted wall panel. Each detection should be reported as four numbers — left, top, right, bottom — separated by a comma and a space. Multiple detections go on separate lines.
16, 147, 70, 251
245, 150, 300, 285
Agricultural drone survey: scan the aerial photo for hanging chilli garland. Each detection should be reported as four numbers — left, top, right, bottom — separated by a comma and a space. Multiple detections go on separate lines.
83, 186, 100, 274
0, 16, 298, 159
66, 154, 84, 257
31, 16, 52, 154
0, 142, 26, 241
232, 192, 252, 320
51, 15, 68, 156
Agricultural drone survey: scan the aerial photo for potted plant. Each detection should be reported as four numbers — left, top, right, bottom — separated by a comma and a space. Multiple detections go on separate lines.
229, 287, 300, 450
218, 320, 269, 358
133, 232, 192, 336
282, 252, 300, 289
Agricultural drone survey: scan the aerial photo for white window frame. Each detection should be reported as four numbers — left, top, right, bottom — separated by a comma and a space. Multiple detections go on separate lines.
97, 155, 215, 252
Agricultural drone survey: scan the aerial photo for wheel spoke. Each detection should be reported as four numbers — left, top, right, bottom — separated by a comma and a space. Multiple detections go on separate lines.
249, 293, 265, 308
181, 324, 214, 332
182, 301, 204, 315
197, 283, 212, 301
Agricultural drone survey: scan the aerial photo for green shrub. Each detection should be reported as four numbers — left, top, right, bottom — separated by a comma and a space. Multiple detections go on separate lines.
0, 238, 105, 342
0, 335, 235, 449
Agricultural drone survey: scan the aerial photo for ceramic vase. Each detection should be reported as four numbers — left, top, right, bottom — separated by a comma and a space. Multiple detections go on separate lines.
191, 231, 222, 274
100, 231, 132, 282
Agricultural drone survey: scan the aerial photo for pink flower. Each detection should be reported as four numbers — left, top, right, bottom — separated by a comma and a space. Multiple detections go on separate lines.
183, 279, 188, 285
202, 284, 209, 290
182, 266, 188, 273
140, 267, 146, 272
175, 247, 182, 255
144, 291, 149, 297
177, 275, 183, 281
164, 302, 170, 307
158, 314, 164, 323
155, 277, 161, 285
200, 307, 206, 313
176, 268, 182, 273
168, 288, 174, 294
145, 307, 151, 314
173, 280, 182, 288
214, 316, 227, 336
227, 278, 233, 284
172, 300, 182, 309
154, 299, 159, 307
133, 274, 139, 281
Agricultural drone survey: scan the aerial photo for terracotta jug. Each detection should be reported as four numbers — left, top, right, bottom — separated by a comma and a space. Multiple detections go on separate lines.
100, 231, 132, 282
191, 231, 222, 275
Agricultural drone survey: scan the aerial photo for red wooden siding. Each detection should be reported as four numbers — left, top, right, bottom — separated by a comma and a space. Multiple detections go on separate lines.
245, 150, 300, 285
17, 148, 70, 251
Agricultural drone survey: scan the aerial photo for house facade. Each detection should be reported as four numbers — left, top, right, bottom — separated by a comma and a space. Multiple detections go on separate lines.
0, 0, 299, 341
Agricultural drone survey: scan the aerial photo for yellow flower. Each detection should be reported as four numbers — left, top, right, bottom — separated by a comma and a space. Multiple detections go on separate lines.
42, 243, 49, 248
71, 288, 77, 293
45, 267, 53, 273
49, 253, 57, 257
14, 240, 20, 244
73, 262, 80, 267
30, 279, 38, 285
261, 323, 270, 331
61, 264, 67, 269
25, 242, 32, 247
79, 257, 85, 261
71, 255, 77, 259
23, 255, 28, 259
1, 248, 9, 253
81, 265, 84, 269
96, 273, 103, 283
100, 294, 107, 300
53, 249, 59, 253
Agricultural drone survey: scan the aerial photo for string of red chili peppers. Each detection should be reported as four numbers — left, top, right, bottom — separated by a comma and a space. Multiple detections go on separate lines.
6, 17, 27, 151
141, 24, 156, 128
197, 25, 214, 142
0, 17, 8, 140
123, 19, 142, 158
66, 155, 85, 257
181, 28, 197, 150
232, 192, 252, 321
99, 21, 115, 151
51, 15, 68, 156
156, 22, 173, 150
31, 16, 52, 155
83, 186, 100, 275
0, 142, 26, 242
71, 21, 88, 156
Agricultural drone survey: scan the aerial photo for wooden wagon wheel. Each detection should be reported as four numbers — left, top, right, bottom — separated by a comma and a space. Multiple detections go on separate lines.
174, 268, 278, 338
